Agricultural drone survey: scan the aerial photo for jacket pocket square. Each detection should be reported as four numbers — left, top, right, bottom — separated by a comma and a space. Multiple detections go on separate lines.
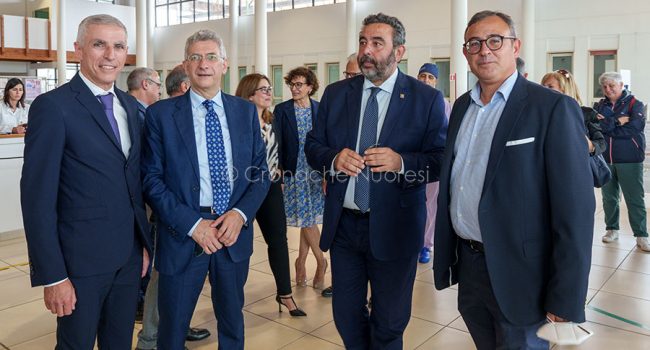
506, 137, 535, 146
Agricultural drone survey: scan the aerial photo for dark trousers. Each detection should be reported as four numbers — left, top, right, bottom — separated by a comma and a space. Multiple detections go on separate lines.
56, 239, 142, 350
602, 162, 648, 237
457, 242, 548, 350
255, 180, 292, 295
157, 213, 250, 350
330, 210, 418, 350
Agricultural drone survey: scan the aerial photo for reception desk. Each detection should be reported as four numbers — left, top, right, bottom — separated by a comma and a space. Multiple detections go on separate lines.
0, 134, 25, 236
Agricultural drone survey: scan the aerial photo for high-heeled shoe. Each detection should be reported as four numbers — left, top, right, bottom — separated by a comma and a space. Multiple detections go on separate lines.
312, 258, 328, 290
295, 258, 307, 286
275, 295, 307, 317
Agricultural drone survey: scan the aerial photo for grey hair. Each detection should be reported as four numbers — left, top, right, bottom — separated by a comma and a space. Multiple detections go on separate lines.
184, 29, 227, 60
599, 72, 623, 86
361, 13, 406, 47
127, 67, 157, 91
465, 10, 517, 37
347, 53, 357, 64
76, 14, 127, 45
165, 65, 190, 96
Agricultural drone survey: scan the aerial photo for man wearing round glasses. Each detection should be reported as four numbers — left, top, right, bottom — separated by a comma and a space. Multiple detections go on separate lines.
434, 10, 594, 349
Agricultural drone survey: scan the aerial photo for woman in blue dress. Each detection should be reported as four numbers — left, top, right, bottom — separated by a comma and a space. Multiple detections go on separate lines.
274, 67, 327, 289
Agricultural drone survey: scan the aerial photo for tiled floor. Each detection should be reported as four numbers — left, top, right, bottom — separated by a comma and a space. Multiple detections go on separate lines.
1, 191, 650, 349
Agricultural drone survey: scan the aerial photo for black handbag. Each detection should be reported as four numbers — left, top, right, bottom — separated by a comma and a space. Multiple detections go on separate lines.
590, 154, 612, 188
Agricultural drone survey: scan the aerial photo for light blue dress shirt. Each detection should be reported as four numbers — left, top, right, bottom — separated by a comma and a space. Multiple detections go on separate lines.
342, 68, 400, 210
450, 71, 518, 242
188, 89, 246, 236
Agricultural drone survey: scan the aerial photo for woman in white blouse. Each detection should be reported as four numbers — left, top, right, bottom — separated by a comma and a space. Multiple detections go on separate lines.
1, 78, 30, 134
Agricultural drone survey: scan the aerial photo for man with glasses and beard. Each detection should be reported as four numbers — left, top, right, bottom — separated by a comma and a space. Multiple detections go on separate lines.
434, 11, 594, 349
305, 13, 447, 349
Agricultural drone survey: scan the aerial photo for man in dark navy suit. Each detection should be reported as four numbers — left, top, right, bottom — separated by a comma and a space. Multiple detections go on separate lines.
305, 13, 448, 349
142, 29, 269, 350
434, 11, 595, 349
21, 15, 152, 349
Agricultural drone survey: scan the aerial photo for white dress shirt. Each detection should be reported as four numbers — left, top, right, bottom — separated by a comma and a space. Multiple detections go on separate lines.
0, 102, 29, 134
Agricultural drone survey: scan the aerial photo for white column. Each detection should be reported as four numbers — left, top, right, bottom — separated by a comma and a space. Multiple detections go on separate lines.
229, 0, 239, 93
522, 0, 535, 79
56, 0, 67, 87
254, 0, 267, 76
136, 0, 147, 67
450, 0, 468, 101
346, 0, 357, 56
146, 0, 155, 68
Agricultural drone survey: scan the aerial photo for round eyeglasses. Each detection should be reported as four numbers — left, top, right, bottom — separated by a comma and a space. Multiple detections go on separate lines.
463, 34, 517, 55
255, 86, 273, 95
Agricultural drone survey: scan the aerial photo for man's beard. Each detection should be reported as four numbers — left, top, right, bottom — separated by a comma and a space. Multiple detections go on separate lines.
359, 50, 397, 82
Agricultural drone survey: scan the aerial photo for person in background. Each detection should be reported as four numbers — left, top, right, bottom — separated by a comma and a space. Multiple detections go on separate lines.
416, 63, 452, 264
21, 14, 152, 349
0, 78, 30, 134
236, 73, 307, 317
516, 57, 528, 79
127, 67, 162, 125
166, 64, 191, 97
541, 69, 606, 156
594, 71, 650, 252
135, 64, 210, 350
274, 67, 328, 290
434, 10, 594, 349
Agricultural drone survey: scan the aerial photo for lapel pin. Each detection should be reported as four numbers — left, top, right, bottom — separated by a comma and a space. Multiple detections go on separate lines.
400, 93, 405, 99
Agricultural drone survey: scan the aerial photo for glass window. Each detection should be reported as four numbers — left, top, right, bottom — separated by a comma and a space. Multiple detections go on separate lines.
294, 0, 313, 9
591, 51, 617, 100
272, 65, 283, 105
274, 0, 293, 11
168, 2, 181, 26
156, 5, 168, 27
326, 63, 339, 85
180, 1, 194, 24
238, 66, 247, 80
241, 0, 254, 15
548, 53, 573, 73
156, 0, 167, 5
314, 0, 335, 5
209, 0, 225, 20
195, 0, 209, 22
431, 59, 450, 98
397, 59, 407, 73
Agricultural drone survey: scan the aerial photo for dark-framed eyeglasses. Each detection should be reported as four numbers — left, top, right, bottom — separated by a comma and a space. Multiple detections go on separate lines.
555, 69, 571, 79
255, 86, 273, 95
463, 34, 517, 55
186, 53, 222, 62
343, 71, 362, 79
288, 82, 306, 90
146, 78, 162, 87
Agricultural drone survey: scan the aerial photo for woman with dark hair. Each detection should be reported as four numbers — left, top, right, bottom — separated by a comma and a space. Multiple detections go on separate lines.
274, 67, 327, 290
1, 78, 30, 134
235, 74, 306, 316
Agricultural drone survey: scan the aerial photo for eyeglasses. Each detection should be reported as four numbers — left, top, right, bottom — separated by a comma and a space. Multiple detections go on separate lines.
555, 69, 571, 79
255, 86, 273, 95
146, 78, 162, 87
186, 53, 222, 62
463, 34, 517, 55
343, 71, 362, 79
288, 82, 307, 90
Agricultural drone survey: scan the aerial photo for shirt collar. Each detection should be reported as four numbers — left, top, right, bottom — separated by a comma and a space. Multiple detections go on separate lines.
190, 88, 223, 111
362, 67, 399, 95
79, 71, 116, 97
469, 70, 519, 106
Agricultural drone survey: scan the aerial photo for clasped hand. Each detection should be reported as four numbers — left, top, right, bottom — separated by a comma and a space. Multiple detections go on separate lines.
334, 147, 401, 176
192, 210, 245, 254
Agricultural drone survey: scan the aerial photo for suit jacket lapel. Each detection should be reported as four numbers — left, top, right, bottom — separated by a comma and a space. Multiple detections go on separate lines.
378, 71, 407, 145
346, 76, 364, 151
174, 91, 200, 182
70, 74, 123, 154
481, 75, 529, 196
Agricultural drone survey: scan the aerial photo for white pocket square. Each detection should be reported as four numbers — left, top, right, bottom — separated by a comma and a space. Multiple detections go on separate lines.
505, 137, 535, 146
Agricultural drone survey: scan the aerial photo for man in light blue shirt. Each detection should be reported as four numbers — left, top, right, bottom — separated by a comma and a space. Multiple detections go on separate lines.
142, 29, 269, 350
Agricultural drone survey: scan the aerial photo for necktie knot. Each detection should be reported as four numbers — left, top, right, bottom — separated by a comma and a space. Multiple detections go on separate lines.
98, 93, 114, 110
202, 99, 214, 112
369, 86, 381, 98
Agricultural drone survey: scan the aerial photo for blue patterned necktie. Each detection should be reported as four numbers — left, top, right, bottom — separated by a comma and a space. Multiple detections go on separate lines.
354, 87, 381, 213
203, 99, 230, 215
97, 93, 121, 144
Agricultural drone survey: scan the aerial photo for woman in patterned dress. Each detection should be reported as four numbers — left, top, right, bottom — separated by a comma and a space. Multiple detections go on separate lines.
236, 74, 306, 316
274, 67, 328, 290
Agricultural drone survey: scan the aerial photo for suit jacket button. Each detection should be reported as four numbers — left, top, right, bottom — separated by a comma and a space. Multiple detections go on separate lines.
192, 186, 199, 192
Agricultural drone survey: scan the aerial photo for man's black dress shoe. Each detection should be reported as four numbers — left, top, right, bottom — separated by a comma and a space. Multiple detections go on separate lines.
186, 327, 211, 341
321, 286, 333, 297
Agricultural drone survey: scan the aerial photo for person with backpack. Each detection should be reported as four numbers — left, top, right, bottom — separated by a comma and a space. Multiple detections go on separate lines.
595, 71, 650, 252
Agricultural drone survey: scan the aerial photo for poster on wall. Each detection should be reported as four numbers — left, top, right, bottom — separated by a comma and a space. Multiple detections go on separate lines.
25, 79, 43, 100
